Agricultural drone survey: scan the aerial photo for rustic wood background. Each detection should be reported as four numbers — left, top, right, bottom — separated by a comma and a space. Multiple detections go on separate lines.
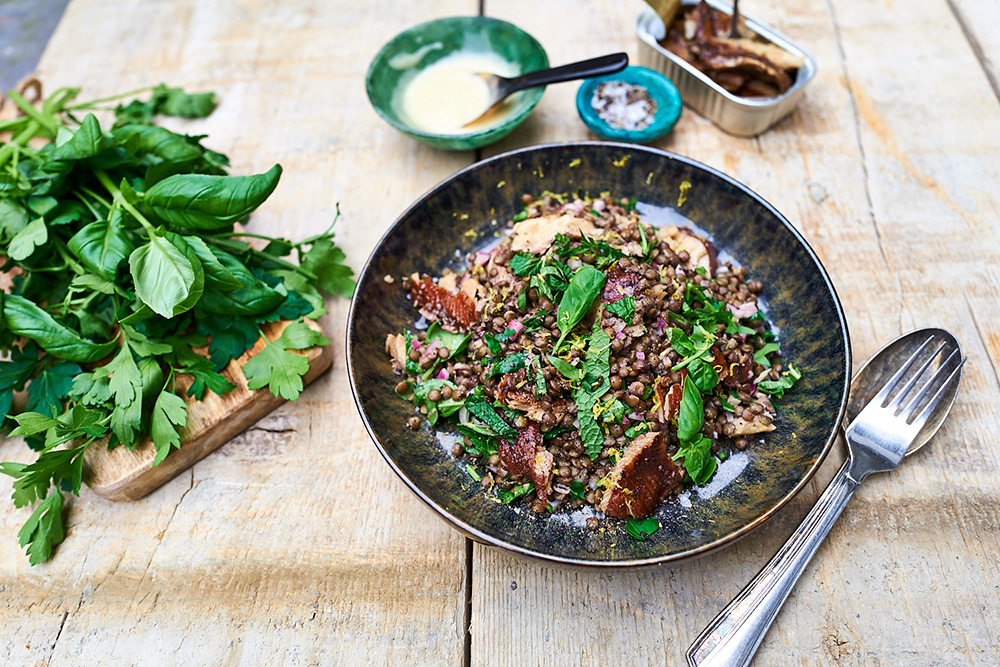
1, 0, 998, 665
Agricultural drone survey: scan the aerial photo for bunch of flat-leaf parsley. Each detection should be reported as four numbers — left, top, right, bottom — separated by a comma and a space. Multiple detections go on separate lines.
0, 84, 354, 564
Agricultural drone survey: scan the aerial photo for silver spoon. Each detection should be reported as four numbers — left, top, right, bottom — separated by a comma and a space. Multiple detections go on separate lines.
462, 52, 628, 128
687, 328, 965, 667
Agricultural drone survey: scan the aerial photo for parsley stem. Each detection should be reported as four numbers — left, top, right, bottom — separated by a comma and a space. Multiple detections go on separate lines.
4, 90, 59, 136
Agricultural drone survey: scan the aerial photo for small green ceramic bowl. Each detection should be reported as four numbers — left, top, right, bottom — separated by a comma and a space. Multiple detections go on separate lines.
366, 16, 549, 151
576, 66, 682, 143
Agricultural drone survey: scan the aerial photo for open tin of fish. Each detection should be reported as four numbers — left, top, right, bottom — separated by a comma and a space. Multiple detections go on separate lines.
636, 2, 817, 136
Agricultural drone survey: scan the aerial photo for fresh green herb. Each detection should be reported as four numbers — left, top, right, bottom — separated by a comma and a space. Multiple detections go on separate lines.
600, 398, 628, 424
410, 378, 459, 426
574, 321, 612, 459
490, 352, 527, 377
553, 233, 626, 270
624, 197, 637, 212
426, 322, 470, 359
758, 364, 802, 398
464, 395, 517, 439
528, 260, 572, 302
456, 423, 499, 457
677, 375, 704, 443
465, 463, 482, 482
0, 84, 353, 564
498, 482, 534, 504
625, 516, 658, 541
569, 481, 587, 500
637, 222, 653, 259
687, 357, 719, 392
517, 289, 527, 311
624, 422, 651, 439
753, 342, 780, 368
605, 296, 635, 322
483, 333, 503, 356
511, 208, 529, 223
673, 376, 718, 485
495, 327, 517, 342
529, 354, 547, 397
694, 266, 708, 277
545, 354, 584, 382
522, 311, 548, 332
509, 252, 543, 276
553, 264, 605, 352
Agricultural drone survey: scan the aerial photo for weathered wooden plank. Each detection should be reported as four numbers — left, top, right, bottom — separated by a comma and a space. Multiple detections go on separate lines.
947, 0, 1000, 102
0, 0, 477, 665
473, 0, 1000, 665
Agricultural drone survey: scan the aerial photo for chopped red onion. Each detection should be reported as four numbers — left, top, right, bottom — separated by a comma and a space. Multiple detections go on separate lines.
593, 199, 606, 212
615, 331, 626, 340
411, 340, 421, 350
436, 369, 450, 381
509, 319, 524, 337
655, 317, 668, 329
629, 412, 643, 421
474, 251, 491, 266
635, 350, 645, 361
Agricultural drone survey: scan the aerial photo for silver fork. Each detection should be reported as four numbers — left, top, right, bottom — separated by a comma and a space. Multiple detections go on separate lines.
687, 332, 965, 667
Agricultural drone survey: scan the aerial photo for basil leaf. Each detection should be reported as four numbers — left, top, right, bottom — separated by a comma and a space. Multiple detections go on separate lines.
181, 235, 242, 291
49, 114, 109, 162
425, 322, 470, 358
112, 124, 202, 164
67, 210, 136, 278
687, 357, 718, 392
625, 516, 659, 541
3, 295, 115, 362
545, 354, 584, 381
554, 264, 605, 351
129, 232, 203, 318
677, 376, 703, 443
142, 164, 281, 230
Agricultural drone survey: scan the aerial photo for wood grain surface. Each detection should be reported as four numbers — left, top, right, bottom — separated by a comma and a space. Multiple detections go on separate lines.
1, 0, 999, 665
83, 319, 334, 501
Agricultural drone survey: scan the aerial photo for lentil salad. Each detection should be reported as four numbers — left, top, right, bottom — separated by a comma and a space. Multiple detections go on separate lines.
385, 192, 801, 532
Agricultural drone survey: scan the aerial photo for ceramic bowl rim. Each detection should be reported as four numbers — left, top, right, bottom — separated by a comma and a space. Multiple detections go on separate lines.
365, 15, 548, 142
346, 141, 851, 568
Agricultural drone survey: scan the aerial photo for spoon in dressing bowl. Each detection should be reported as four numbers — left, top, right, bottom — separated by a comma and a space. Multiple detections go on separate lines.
687, 328, 965, 667
462, 52, 629, 128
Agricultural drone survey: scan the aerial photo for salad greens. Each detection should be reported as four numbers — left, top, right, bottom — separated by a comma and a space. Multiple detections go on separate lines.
0, 84, 354, 564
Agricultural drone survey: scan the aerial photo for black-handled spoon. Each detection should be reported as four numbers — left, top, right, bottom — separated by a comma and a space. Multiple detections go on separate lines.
463, 52, 628, 127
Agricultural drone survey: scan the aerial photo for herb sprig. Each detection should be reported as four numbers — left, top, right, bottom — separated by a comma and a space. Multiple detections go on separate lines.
0, 84, 354, 564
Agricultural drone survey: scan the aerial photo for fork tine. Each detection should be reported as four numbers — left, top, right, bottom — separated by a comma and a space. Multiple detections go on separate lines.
874, 335, 936, 407
905, 353, 964, 432
887, 340, 947, 414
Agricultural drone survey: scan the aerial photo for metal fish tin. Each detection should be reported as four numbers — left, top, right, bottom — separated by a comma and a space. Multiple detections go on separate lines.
636, 2, 817, 136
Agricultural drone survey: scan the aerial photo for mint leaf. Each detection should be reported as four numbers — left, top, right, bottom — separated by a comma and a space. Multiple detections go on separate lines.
605, 296, 635, 321
509, 252, 543, 276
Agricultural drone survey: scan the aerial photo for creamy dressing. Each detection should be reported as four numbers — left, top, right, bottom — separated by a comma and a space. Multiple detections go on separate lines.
398, 51, 520, 134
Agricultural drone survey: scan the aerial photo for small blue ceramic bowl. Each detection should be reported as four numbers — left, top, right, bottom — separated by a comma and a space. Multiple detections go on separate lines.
576, 66, 682, 142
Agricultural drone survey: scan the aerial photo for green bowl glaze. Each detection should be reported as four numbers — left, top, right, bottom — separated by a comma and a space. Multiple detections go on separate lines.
366, 16, 549, 151
347, 143, 851, 567
576, 66, 683, 143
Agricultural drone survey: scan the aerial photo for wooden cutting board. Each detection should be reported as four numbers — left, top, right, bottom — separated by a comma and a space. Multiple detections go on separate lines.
82, 318, 333, 501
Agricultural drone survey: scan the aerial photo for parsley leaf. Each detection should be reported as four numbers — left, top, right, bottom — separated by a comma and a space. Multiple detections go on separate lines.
758, 363, 802, 398
17, 491, 65, 566
151, 389, 188, 466
183, 359, 236, 400
242, 332, 311, 400
105, 343, 143, 445
26, 361, 80, 417
754, 342, 781, 368
300, 237, 355, 298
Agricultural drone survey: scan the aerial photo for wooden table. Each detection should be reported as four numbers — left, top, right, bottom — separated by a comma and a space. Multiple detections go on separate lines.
2, 0, 999, 664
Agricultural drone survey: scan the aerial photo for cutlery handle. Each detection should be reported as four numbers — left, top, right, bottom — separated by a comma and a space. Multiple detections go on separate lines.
505, 53, 629, 93
686, 460, 859, 667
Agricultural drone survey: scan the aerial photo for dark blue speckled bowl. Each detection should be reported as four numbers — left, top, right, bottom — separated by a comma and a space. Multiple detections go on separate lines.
347, 142, 850, 567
